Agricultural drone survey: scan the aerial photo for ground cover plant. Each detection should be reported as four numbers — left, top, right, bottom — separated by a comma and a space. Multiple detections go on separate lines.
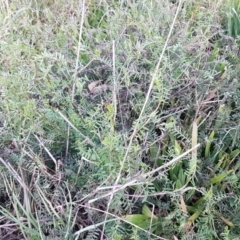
1, 0, 240, 239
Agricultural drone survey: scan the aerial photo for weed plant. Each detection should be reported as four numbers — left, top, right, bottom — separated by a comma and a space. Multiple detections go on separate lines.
1, 0, 240, 239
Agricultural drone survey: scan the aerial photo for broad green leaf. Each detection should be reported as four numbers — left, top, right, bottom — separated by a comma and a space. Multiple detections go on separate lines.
173, 162, 180, 174
124, 214, 151, 229
187, 210, 201, 223
169, 168, 175, 180
124, 214, 147, 225
175, 140, 182, 155
192, 196, 206, 209
204, 185, 213, 200
178, 168, 185, 185
169, 169, 178, 182
229, 149, 240, 159
205, 130, 215, 158
175, 179, 183, 189
210, 171, 233, 184
156, 158, 164, 167
187, 205, 198, 213
142, 204, 158, 219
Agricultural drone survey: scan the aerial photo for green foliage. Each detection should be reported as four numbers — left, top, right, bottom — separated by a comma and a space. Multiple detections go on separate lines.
1, 0, 240, 239
222, 0, 240, 38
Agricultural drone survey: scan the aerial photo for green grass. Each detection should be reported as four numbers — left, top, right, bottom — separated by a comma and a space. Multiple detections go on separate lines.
1, 0, 240, 239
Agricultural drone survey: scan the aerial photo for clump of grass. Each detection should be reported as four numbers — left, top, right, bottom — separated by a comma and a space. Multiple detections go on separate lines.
223, 0, 240, 38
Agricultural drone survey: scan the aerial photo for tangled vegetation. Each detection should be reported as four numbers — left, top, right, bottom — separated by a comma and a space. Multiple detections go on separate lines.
1, 0, 240, 239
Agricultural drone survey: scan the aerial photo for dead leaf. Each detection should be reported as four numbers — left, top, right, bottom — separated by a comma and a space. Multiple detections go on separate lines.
219, 215, 234, 227
180, 195, 187, 213
88, 80, 108, 94
88, 80, 102, 92
184, 222, 192, 232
